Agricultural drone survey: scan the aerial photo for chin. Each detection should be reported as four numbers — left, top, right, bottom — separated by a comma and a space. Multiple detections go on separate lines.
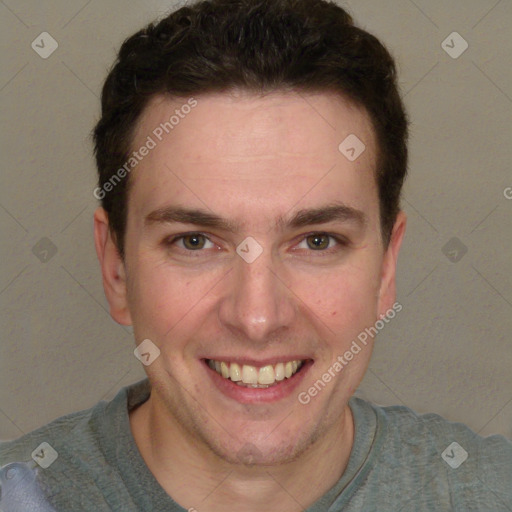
203, 418, 327, 468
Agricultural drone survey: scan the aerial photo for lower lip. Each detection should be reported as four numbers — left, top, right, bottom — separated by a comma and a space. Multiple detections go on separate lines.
203, 360, 312, 404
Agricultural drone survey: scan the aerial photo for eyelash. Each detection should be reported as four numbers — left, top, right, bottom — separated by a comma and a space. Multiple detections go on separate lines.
163, 232, 349, 257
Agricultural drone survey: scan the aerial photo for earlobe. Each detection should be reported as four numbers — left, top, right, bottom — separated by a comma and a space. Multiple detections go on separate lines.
93, 207, 132, 326
377, 210, 407, 318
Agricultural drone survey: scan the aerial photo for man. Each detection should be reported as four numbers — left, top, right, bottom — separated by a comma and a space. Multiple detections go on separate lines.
1, 0, 510, 510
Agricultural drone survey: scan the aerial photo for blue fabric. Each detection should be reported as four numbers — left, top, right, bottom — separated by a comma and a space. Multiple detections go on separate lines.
1, 379, 510, 511
0, 461, 57, 511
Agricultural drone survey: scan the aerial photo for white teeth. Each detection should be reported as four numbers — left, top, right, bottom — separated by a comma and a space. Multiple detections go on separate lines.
220, 361, 230, 379
208, 359, 304, 386
230, 362, 242, 382
242, 365, 258, 385
258, 365, 275, 385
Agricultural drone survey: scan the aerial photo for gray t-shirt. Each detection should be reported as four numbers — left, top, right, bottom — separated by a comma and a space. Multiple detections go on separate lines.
1, 378, 510, 511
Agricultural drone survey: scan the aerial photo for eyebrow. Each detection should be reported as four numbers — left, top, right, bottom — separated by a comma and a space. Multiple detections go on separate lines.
144, 202, 367, 232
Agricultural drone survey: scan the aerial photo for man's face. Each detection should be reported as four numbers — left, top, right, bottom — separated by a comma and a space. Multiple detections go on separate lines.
111, 91, 403, 465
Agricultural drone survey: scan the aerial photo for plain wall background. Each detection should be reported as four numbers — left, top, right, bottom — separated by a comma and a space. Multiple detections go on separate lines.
0, 0, 511, 441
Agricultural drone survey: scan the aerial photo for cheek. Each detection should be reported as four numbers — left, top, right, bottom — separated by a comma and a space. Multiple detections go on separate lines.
128, 260, 206, 338
291, 260, 381, 335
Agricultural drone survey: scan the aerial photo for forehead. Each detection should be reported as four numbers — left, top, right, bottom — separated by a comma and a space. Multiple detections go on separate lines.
128, 90, 379, 225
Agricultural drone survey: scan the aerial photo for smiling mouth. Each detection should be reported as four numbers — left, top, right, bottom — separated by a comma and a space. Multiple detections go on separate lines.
205, 358, 307, 388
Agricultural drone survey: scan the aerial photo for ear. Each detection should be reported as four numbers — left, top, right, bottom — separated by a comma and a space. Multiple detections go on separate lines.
93, 207, 132, 326
377, 210, 406, 318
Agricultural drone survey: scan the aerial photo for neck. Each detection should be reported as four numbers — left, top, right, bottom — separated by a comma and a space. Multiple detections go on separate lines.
130, 395, 354, 512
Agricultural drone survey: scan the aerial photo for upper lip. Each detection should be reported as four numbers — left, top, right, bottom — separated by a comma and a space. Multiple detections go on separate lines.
202, 357, 312, 367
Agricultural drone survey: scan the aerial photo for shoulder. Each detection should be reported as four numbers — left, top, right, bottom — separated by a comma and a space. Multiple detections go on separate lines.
0, 381, 150, 511
0, 401, 109, 511
0, 400, 106, 465
0, 378, 147, 465
351, 398, 512, 509
376, 400, 511, 458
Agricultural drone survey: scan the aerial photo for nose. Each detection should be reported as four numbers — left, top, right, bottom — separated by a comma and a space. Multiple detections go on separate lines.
217, 246, 296, 345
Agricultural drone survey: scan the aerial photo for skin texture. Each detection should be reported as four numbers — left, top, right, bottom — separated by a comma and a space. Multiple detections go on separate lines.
94, 91, 406, 511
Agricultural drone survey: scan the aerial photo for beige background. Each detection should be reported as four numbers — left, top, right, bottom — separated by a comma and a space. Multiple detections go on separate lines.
0, 0, 511, 441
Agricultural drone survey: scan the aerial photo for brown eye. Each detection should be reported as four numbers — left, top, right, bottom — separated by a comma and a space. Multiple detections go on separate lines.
306, 234, 330, 250
182, 234, 207, 250
294, 233, 348, 256
163, 232, 218, 257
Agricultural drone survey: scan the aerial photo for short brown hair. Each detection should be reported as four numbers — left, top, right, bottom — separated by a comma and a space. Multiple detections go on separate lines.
93, 0, 409, 258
